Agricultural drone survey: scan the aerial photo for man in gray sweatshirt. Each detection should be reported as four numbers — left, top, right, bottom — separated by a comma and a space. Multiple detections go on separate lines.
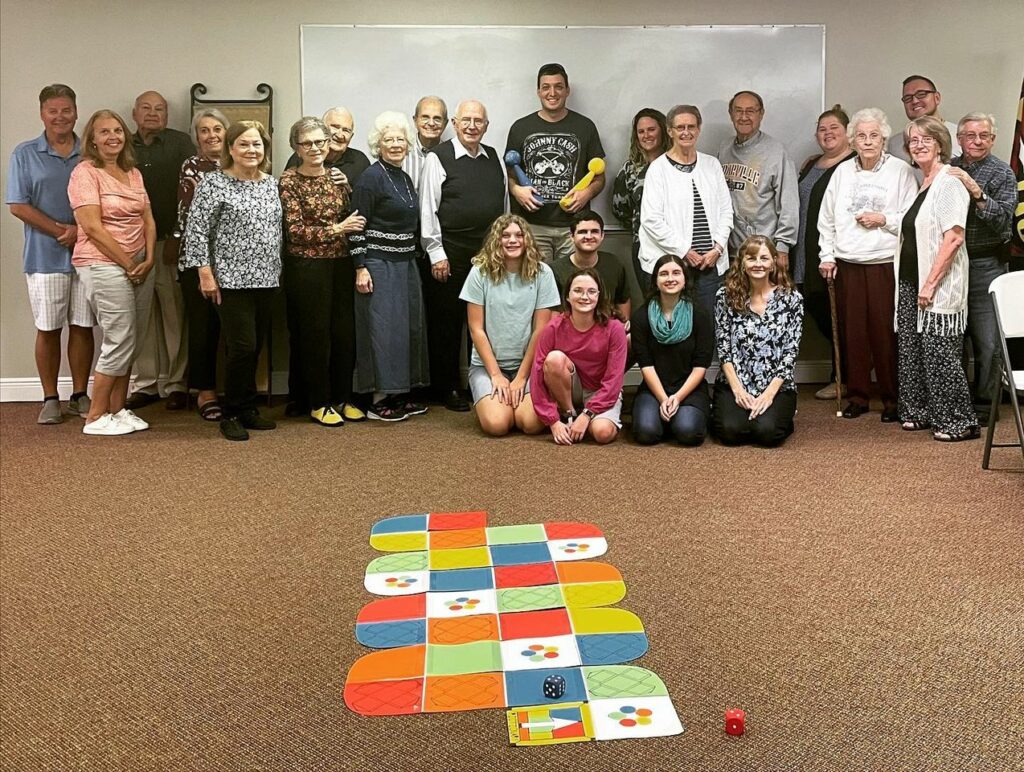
718, 91, 799, 271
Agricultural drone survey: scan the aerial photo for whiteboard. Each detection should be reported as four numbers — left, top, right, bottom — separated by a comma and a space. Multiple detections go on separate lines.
300, 25, 824, 227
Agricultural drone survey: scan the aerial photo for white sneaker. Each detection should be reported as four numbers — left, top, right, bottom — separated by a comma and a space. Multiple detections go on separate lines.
113, 408, 149, 432
83, 413, 134, 436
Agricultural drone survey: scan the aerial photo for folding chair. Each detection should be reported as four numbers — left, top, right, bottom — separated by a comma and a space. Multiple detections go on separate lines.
982, 271, 1024, 469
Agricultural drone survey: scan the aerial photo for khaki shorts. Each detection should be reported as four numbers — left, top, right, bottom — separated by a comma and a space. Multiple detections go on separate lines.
570, 367, 623, 428
76, 263, 146, 377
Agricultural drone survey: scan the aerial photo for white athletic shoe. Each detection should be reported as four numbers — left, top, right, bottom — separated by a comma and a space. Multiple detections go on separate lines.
113, 408, 149, 432
83, 413, 134, 436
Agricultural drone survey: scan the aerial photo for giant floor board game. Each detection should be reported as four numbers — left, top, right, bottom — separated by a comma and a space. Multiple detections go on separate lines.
344, 511, 683, 744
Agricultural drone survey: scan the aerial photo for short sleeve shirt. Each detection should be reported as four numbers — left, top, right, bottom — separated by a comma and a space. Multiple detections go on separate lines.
6, 133, 81, 273
551, 251, 630, 306
459, 262, 560, 370
68, 163, 150, 267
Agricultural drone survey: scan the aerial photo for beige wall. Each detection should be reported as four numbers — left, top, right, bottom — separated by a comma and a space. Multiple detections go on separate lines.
2, 0, 1021, 383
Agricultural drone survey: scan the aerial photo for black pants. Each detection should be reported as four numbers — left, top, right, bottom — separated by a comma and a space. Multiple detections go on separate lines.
711, 381, 797, 447
422, 248, 473, 396
217, 288, 274, 417
284, 256, 357, 409
179, 268, 220, 391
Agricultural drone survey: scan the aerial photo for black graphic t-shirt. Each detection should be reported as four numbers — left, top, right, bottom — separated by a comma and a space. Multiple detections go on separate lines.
505, 110, 604, 227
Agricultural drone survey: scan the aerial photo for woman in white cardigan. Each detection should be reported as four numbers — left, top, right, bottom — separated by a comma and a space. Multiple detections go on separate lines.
639, 104, 732, 320
893, 115, 977, 442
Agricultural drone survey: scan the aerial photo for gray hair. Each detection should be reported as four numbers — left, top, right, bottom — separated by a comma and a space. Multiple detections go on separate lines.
667, 104, 702, 128
322, 106, 353, 123
455, 99, 488, 120
190, 108, 229, 142
414, 96, 448, 119
847, 107, 892, 143
288, 116, 328, 150
367, 111, 412, 159
904, 115, 954, 165
957, 112, 997, 137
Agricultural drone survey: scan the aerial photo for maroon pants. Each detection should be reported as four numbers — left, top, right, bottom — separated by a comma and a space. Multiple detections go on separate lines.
836, 260, 898, 407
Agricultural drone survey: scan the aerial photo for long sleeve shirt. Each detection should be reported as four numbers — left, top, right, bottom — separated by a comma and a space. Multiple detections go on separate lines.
278, 168, 351, 259
714, 285, 803, 395
951, 153, 1017, 257
174, 155, 219, 239
348, 161, 418, 268
529, 314, 627, 426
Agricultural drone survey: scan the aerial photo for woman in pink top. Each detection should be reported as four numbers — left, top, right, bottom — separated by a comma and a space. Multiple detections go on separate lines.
531, 267, 628, 445
68, 110, 156, 436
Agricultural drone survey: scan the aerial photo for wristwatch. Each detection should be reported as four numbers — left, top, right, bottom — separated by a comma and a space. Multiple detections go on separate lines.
974, 191, 988, 204
581, 408, 596, 420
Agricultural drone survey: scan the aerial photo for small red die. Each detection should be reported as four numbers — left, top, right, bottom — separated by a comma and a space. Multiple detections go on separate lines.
724, 708, 746, 736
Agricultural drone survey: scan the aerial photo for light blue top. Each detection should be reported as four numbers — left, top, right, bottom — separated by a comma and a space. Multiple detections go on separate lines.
6, 132, 81, 274
459, 262, 560, 370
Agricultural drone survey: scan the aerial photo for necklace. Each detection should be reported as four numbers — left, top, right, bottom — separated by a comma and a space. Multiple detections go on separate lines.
378, 161, 414, 208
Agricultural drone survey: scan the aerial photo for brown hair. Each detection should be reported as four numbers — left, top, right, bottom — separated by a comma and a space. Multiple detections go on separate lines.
39, 84, 76, 106
904, 115, 953, 165
80, 110, 135, 171
472, 214, 542, 284
222, 120, 272, 173
817, 104, 849, 127
627, 108, 670, 166
722, 235, 793, 314
561, 267, 615, 325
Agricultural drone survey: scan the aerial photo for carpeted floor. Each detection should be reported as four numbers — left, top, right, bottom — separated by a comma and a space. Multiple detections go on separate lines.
1, 393, 1021, 771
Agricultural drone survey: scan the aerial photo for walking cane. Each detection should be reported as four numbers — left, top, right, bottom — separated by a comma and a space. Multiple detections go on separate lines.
826, 277, 843, 417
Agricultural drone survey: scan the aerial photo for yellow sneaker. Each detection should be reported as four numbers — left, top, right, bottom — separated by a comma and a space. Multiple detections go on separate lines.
310, 405, 344, 427
340, 403, 367, 422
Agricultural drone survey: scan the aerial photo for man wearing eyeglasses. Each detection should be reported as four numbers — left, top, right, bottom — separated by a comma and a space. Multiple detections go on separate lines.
403, 96, 448, 189
947, 113, 1016, 422
284, 107, 370, 188
419, 100, 508, 412
718, 90, 798, 271
888, 75, 959, 165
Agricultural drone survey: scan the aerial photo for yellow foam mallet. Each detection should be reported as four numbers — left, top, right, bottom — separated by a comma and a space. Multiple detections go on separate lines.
560, 158, 606, 210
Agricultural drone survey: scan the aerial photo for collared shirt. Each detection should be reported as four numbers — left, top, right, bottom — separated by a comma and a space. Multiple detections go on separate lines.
951, 152, 1016, 256
5, 132, 81, 273
132, 128, 195, 239
418, 141, 509, 264
402, 134, 435, 190
284, 146, 371, 188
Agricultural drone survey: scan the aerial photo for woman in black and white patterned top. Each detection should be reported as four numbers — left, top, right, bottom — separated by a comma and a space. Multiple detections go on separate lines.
182, 120, 281, 441
712, 235, 803, 447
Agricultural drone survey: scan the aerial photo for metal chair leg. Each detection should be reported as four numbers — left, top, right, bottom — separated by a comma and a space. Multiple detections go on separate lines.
982, 391, 999, 469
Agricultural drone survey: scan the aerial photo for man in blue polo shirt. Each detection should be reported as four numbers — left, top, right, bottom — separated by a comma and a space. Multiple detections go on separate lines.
6, 84, 94, 425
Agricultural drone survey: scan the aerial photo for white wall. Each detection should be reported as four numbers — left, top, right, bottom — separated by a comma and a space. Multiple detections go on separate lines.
2, 0, 1021, 387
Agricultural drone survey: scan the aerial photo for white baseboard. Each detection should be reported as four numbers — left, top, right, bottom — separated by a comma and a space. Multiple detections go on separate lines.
0, 362, 834, 403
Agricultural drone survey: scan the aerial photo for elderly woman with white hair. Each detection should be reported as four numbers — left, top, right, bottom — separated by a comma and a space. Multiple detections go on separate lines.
350, 111, 429, 422
170, 107, 229, 420
817, 107, 918, 422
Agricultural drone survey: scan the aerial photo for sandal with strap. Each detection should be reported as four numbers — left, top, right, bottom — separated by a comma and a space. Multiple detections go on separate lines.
198, 400, 223, 422
933, 426, 980, 442
901, 420, 931, 431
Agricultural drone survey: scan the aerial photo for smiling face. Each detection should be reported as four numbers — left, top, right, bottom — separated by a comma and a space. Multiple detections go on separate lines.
323, 110, 354, 155
656, 260, 686, 298
669, 112, 701, 154
635, 116, 663, 156
132, 91, 168, 134
730, 93, 763, 141
414, 99, 446, 146
816, 116, 847, 154
957, 119, 995, 165
195, 117, 225, 161
537, 74, 569, 115
901, 78, 940, 120
500, 222, 525, 261
40, 97, 77, 140
906, 125, 939, 169
91, 116, 125, 163
743, 244, 774, 282
295, 128, 329, 168
229, 128, 265, 170
853, 120, 885, 166
454, 101, 488, 153
378, 128, 409, 166
567, 273, 600, 315
571, 219, 605, 256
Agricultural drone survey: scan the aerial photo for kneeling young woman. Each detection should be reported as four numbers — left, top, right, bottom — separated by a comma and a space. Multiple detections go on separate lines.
631, 255, 714, 445
460, 215, 560, 436
531, 268, 628, 445
712, 235, 803, 447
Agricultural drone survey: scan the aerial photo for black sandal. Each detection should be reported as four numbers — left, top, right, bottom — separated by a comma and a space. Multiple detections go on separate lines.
901, 420, 931, 431
933, 427, 980, 442
198, 400, 223, 422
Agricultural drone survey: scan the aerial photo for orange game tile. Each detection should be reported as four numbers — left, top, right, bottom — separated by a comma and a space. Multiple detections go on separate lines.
344, 678, 424, 715
494, 562, 558, 589
428, 614, 500, 645
556, 561, 622, 585
498, 608, 572, 640
346, 645, 426, 683
543, 521, 605, 540
428, 511, 488, 531
429, 527, 487, 550
423, 672, 506, 712
356, 594, 427, 624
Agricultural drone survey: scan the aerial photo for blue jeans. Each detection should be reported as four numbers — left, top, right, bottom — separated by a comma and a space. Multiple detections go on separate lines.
966, 257, 1007, 404
631, 388, 709, 446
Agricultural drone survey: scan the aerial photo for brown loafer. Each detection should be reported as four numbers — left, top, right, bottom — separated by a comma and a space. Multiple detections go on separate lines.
166, 391, 188, 410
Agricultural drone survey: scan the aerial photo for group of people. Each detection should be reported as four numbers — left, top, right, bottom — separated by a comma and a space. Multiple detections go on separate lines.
6, 68, 1017, 446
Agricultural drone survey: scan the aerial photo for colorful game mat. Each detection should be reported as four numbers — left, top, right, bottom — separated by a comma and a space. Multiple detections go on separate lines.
344, 511, 683, 744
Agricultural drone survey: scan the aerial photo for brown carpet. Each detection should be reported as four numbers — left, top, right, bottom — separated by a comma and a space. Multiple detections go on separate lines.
1, 394, 1021, 771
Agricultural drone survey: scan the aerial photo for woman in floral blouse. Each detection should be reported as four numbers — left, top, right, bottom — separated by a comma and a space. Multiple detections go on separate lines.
182, 121, 281, 442
712, 235, 803, 447
280, 117, 366, 427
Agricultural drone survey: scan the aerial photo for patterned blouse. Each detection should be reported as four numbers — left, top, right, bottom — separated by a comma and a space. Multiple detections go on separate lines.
714, 285, 803, 395
180, 171, 282, 289
611, 158, 650, 242
278, 168, 351, 259
174, 155, 219, 240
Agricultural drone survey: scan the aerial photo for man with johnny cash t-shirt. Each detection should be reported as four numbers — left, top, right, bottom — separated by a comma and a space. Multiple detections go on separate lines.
505, 63, 605, 262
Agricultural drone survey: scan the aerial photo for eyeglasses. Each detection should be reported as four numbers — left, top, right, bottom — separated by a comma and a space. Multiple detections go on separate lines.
570, 288, 600, 297
907, 136, 936, 147
457, 118, 487, 128
731, 108, 762, 117
297, 138, 329, 150
901, 89, 936, 104
958, 132, 993, 143
854, 132, 883, 142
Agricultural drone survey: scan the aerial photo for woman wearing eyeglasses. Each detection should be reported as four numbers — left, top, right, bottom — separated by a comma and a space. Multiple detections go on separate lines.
279, 117, 367, 427
893, 116, 977, 442
530, 268, 627, 445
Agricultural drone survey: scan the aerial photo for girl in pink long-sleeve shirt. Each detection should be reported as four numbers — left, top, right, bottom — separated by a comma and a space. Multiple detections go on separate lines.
531, 268, 627, 445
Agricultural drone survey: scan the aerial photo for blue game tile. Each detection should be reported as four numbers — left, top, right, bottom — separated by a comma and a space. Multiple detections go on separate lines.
576, 633, 649, 665
504, 667, 587, 707
370, 514, 429, 536
428, 567, 495, 592
355, 619, 426, 649
489, 542, 553, 567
